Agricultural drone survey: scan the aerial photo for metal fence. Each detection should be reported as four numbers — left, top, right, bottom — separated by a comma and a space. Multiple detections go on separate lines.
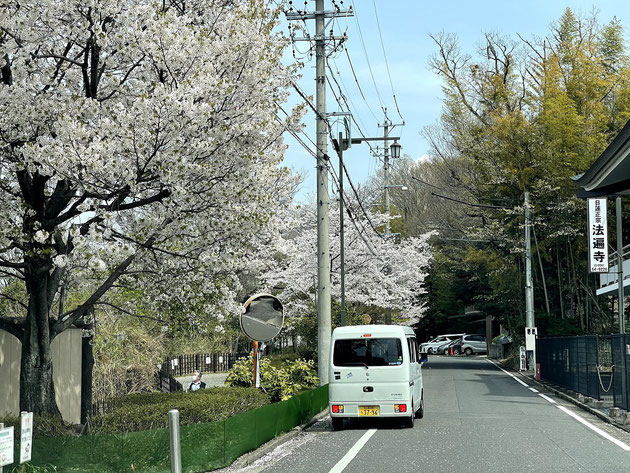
159, 352, 245, 378
611, 334, 630, 410
536, 336, 613, 403
91, 352, 245, 416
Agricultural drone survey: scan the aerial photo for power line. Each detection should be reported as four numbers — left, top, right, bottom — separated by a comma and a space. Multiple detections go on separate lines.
344, 47, 380, 122
349, 0, 386, 114
430, 192, 510, 210
371, 0, 404, 121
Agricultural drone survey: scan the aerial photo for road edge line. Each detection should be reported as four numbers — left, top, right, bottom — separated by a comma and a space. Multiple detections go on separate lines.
486, 359, 528, 387
489, 358, 630, 434
328, 428, 377, 473
556, 405, 630, 451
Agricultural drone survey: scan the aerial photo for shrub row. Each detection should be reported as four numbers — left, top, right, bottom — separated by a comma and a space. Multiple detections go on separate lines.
92, 386, 269, 434
0, 413, 77, 439
226, 355, 319, 402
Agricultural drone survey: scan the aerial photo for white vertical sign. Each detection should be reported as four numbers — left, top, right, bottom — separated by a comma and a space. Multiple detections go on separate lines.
20, 412, 33, 464
588, 198, 608, 273
0, 426, 14, 467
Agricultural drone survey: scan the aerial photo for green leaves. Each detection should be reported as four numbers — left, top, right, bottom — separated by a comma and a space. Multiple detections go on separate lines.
225, 354, 319, 402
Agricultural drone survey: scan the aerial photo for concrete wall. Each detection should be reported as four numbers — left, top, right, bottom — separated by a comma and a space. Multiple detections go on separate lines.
0, 330, 21, 417
0, 329, 82, 424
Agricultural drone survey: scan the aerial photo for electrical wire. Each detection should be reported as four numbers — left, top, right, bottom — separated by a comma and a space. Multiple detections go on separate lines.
344, 47, 380, 122
371, 0, 404, 121
349, 0, 386, 114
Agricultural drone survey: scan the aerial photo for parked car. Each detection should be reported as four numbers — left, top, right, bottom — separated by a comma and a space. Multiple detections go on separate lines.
435, 341, 453, 355
419, 334, 465, 354
461, 334, 487, 355
441, 338, 462, 356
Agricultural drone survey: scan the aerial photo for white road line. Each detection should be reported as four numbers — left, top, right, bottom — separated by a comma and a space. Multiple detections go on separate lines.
486, 359, 529, 387
529, 387, 539, 393
328, 428, 377, 473
539, 394, 556, 404
556, 405, 630, 452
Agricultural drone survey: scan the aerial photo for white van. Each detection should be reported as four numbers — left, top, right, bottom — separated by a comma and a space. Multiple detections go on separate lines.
328, 325, 425, 430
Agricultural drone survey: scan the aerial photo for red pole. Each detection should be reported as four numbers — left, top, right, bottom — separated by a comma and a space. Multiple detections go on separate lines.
253, 341, 258, 386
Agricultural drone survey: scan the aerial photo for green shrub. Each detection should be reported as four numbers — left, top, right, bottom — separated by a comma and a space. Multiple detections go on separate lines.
226, 354, 319, 402
91, 386, 268, 434
10, 463, 58, 473
0, 414, 76, 439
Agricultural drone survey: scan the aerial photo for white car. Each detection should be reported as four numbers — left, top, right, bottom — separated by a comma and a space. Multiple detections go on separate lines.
419, 334, 464, 354
460, 334, 487, 355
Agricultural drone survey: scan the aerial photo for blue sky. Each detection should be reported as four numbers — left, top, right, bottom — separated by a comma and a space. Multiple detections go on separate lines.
279, 1, 630, 201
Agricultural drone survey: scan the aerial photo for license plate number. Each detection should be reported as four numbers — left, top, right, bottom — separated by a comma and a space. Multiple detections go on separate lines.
359, 406, 379, 417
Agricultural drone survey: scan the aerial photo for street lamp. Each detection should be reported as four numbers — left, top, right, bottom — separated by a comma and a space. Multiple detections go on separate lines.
390, 140, 402, 159
333, 133, 402, 327
384, 185, 408, 191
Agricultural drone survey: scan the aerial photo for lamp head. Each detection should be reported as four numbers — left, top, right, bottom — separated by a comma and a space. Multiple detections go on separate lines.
390, 140, 402, 159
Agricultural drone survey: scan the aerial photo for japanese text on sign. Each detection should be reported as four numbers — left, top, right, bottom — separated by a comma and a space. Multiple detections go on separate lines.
587, 198, 608, 273
0, 426, 14, 467
20, 411, 33, 464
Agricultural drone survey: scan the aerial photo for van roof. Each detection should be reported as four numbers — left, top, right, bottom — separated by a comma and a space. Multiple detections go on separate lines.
332, 325, 415, 339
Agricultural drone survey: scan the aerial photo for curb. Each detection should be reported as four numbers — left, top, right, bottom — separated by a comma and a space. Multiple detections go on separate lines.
493, 359, 630, 433
227, 409, 329, 470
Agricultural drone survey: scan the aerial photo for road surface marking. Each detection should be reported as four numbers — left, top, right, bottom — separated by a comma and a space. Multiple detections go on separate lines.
328, 428, 377, 473
529, 388, 539, 393
539, 394, 556, 404
556, 405, 630, 451
486, 359, 528, 387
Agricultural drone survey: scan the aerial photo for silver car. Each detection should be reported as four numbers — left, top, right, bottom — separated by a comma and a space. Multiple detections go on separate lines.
460, 334, 487, 355
420, 335, 461, 354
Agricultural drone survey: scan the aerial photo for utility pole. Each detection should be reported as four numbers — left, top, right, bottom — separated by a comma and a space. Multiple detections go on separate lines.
382, 114, 391, 236
616, 196, 625, 333
378, 109, 404, 237
338, 131, 347, 327
286, 1, 352, 386
524, 191, 536, 373
378, 109, 403, 325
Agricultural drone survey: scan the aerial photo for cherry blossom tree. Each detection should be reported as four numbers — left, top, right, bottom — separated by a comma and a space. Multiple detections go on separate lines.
263, 199, 433, 326
0, 0, 300, 417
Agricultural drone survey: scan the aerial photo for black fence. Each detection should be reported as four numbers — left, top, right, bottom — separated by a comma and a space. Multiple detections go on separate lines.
91, 352, 244, 416
611, 334, 630, 411
159, 352, 245, 378
537, 335, 617, 405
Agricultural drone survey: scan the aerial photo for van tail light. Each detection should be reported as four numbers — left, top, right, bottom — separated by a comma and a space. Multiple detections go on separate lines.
394, 404, 407, 413
332, 405, 344, 413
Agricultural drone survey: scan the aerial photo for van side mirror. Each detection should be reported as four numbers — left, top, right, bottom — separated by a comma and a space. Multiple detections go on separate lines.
420, 351, 428, 363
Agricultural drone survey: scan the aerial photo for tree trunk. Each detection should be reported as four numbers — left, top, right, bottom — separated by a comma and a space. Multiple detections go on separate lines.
20, 265, 61, 417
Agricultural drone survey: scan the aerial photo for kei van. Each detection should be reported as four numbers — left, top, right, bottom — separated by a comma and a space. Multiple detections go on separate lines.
328, 325, 426, 430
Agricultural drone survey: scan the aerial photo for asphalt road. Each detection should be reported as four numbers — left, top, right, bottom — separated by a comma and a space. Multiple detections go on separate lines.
232, 356, 630, 473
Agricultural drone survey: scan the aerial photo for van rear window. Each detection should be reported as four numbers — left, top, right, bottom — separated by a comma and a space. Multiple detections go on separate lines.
333, 338, 403, 366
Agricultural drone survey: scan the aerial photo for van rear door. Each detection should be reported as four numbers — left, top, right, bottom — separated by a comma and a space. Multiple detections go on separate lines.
330, 337, 410, 403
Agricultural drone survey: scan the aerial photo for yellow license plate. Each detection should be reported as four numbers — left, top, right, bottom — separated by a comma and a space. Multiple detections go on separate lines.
359, 406, 379, 417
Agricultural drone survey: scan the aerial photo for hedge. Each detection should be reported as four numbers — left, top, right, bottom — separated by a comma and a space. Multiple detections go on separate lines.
2, 385, 329, 472
92, 387, 269, 433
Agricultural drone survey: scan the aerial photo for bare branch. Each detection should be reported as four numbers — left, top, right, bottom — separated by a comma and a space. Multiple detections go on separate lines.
32, 53, 84, 67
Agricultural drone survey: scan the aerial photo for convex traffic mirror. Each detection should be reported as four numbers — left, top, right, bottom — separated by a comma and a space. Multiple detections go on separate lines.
241, 294, 284, 342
